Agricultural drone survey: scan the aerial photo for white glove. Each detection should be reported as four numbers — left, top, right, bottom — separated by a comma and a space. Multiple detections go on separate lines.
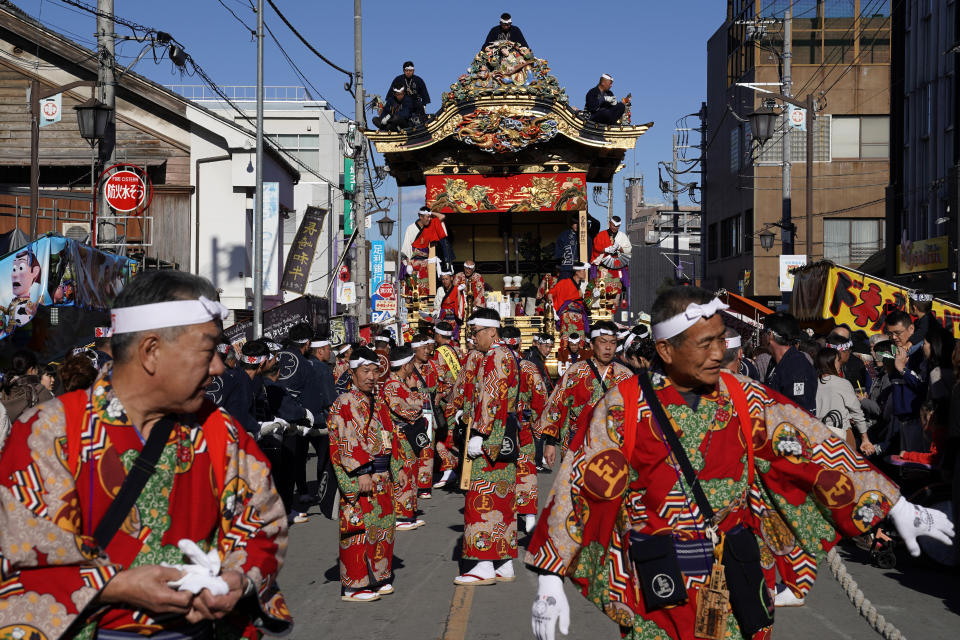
381, 114, 392, 125
604, 245, 616, 254
604, 94, 616, 105
258, 422, 280, 437
304, 408, 315, 427
467, 435, 484, 459
532, 574, 569, 640
298, 424, 311, 436
458, 284, 466, 291
888, 496, 955, 557
454, 410, 464, 424
163, 539, 230, 596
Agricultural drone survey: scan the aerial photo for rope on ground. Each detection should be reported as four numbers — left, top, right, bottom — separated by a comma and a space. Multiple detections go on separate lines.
825, 547, 905, 640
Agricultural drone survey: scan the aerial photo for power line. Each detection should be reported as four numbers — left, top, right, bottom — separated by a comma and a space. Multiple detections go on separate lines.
216, 0, 256, 36
264, 0, 353, 91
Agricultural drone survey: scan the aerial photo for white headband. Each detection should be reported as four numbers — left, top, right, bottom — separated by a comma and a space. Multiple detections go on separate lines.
216, 343, 233, 354
238, 353, 268, 365
439, 265, 454, 276
403, 64, 415, 70
337, 344, 352, 355
573, 262, 589, 271
828, 340, 852, 352
567, 336, 582, 344
435, 327, 453, 337
390, 355, 414, 366
411, 339, 435, 348
311, 340, 330, 348
500, 18, 512, 24
601, 73, 613, 81
910, 292, 934, 302
418, 207, 431, 215
591, 328, 616, 339
623, 333, 638, 352
725, 336, 742, 349
350, 357, 378, 368
534, 336, 554, 344
652, 298, 730, 341
374, 335, 391, 342
611, 218, 621, 227
111, 296, 229, 335
464, 261, 476, 268
467, 318, 501, 328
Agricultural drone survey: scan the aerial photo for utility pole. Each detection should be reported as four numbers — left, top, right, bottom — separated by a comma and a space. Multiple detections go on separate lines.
96, 0, 117, 245
672, 133, 680, 281
253, 0, 264, 338
353, 0, 368, 326
606, 178, 614, 225
397, 184, 402, 279
781, 7, 793, 256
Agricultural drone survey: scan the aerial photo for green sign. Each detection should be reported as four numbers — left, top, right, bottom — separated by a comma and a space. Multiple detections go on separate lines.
343, 156, 354, 236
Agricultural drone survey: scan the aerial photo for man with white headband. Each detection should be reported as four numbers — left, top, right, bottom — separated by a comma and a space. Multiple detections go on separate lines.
549, 262, 591, 339
556, 331, 591, 378
373, 84, 414, 132
333, 341, 353, 382
827, 325, 870, 393
401, 207, 448, 298
434, 262, 466, 339
501, 326, 549, 534
380, 345, 426, 531
454, 259, 486, 314
389, 60, 430, 125
455, 308, 522, 585
308, 335, 339, 517
328, 346, 397, 602
537, 320, 631, 465
761, 312, 817, 412
277, 323, 320, 522
528, 285, 953, 640
591, 215, 632, 311
585, 73, 631, 125
430, 321, 463, 488
441, 326, 487, 473
907, 289, 943, 348
482, 11, 528, 50
0, 270, 292, 637
411, 333, 450, 498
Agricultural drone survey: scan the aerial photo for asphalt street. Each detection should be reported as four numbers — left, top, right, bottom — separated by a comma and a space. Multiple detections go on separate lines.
279, 468, 959, 639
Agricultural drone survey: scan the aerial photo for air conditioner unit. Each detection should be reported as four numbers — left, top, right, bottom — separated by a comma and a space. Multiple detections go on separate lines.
61, 222, 91, 242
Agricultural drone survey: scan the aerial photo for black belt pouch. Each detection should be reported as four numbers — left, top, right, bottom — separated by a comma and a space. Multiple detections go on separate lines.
628, 533, 687, 610
496, 413, 520, 463
401, 417, 429, 456
723, 527, 774, 635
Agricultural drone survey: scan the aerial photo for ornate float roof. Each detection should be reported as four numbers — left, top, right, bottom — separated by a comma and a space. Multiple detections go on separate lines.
365, 41, 652, 187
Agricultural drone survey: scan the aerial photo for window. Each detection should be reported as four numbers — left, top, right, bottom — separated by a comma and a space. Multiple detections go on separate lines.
720, 218, 733, 259
823, 219, 885, 266
708, 223, 718, 261
756, 114, 832, 164
729, 127, 741, 173
272, 133, 321, 172
831, 116, 889, 158
743, 208, 753, 254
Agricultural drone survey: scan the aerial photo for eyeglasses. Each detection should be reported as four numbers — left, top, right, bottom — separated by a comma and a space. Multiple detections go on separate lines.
886, 327, 909, 338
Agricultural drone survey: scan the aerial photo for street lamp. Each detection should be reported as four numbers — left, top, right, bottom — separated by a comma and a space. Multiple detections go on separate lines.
377, 214, 395, 238
74, 98, 112, 147
747, 101, 780, 146
759, 228, 775, 251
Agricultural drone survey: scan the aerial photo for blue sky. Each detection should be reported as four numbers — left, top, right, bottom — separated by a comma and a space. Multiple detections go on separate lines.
16, 0, 722, 243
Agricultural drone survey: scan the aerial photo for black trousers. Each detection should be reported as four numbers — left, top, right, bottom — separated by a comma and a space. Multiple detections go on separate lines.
589, 103, 626, 125
260, 432, 296, 513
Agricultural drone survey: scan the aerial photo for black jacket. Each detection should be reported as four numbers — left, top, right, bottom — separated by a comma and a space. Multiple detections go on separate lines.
389, 74, 430, 107
585, 86, 618, 115
381, 92, 414, 121
482, 25, 528, 50
765, 347, 818, 413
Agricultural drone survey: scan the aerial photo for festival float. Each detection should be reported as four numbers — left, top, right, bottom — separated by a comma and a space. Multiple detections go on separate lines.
366, 40, 651, 348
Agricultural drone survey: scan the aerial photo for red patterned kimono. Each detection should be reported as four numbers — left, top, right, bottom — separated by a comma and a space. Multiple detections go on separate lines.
381, 372, 424, 521
328, 388, 396, 589
443, 349, 485, 423
463, 343, 520, 561
453, 271, 486, 311
527, 372, 900, 640
409, 218, 448, 297
433, 343, 464, 471
536, 273, 559, 316
413, 361, 442, 490
537, 359, 633, 457
516, 360, 549, 516
333, 357, 351, 382
434, 285, 466, 340
0, 372, 291, 639
591, 229, 630, 299
550, 277, 589, 337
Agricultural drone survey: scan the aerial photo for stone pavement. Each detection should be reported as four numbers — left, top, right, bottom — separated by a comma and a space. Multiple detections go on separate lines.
278, 471, 958, 639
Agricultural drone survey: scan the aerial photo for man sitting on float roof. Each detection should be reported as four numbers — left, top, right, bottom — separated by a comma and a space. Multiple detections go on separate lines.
585, 73, 631, 125
482, 12, 528, 50
373, 84, 414, 132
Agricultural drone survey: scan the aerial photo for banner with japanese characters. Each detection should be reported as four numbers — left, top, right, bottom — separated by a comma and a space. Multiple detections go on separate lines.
793, 262, 960, 339
280, 207, 325, 294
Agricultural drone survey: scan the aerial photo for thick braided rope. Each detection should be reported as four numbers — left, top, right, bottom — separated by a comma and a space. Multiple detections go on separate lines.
826, 547, 905, 640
